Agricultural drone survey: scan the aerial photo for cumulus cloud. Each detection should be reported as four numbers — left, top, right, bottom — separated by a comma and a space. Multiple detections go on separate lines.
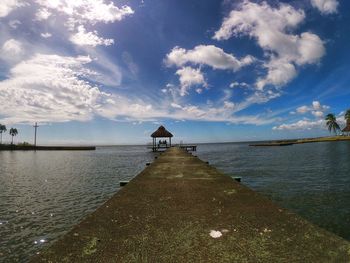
312, 111, 324, 118
2, 39, 23, 55
0, 0, 26, 17
274, 101, 331, 131
70, 25, 114, 47
296, 101, 329, 116
214, 1, 325, 89
273, 119, 324, 131
296, 105, 309, 114
35, 8, 52, 21
230, 81, 249, 88
35, 0, 134, 28
0, 54, 106, 123
41, 32, 52, 38
1, 39, 24, 61
165, 45, 254, 71
311, 0, 338, 14
223, 101, 235, 110
175, 67, 207, 96
165, 45, 254, 96
0, 53, 276, 126
0, 53, 164, 123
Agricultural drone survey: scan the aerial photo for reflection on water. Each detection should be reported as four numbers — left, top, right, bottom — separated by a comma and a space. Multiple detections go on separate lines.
1, 142, 350, 261
0, 146, 154, 262
197, 141, 350, 242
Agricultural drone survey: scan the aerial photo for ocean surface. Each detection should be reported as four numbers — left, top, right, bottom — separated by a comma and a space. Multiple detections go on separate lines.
1, 142, 350, 262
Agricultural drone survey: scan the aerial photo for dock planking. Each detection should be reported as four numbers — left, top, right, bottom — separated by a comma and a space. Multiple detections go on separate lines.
31, 147, 350, 262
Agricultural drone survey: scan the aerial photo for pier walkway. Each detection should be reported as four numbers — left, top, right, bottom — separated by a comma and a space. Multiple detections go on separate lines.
31, 147, 350, 262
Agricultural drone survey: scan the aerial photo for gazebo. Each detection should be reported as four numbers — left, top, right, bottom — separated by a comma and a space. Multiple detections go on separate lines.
151, 125, 173, 152
342, 121, 350, 135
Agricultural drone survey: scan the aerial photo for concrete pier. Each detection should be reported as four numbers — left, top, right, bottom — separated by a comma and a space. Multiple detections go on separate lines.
31, 147, 350, 262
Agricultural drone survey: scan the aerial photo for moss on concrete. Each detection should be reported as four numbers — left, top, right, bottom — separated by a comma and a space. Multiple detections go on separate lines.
30, 147, 350, 262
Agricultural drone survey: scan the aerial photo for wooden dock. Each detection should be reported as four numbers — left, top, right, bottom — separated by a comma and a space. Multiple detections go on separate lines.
30, 147, 350, 262
147, 145, 170, 152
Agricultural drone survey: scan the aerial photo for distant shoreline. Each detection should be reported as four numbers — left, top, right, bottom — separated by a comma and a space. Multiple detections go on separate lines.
0, 145, 96, 151
250, 136, 350, 146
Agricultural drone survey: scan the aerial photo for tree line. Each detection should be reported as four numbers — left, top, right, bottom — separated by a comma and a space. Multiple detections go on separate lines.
0, 124, 18, 145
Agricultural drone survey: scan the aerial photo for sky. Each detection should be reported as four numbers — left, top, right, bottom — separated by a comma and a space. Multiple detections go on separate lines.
0, 0, 349, 145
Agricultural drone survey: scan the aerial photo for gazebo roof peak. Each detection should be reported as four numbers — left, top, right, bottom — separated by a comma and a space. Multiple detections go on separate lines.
151, 125, 173, 138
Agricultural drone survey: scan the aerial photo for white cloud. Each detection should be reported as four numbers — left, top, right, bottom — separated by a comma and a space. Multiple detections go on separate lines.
311, 0, 338, 14
41, 32, 52, 38
70, 25, 114, 47
274, 100, 331, 131
1, 39, 24, 61
296, 101, 329, 115
273, 119, 324, 131
223, 101, 235, 110
0, 53, 276, 126
35, 8, 52, 21
0, 53, 164, 123
175, 67, 207, 96
2, 39, 23, 55
214, 1, 325, 89
297, 105, 310, 114
165, 45, 254, 71
35, 0, 134, 28
8, 20, 21, 29
256, 57, 297, 90
170, 103, 182, 109
0, 54, 102, 123
312, 111, 324, 117
312, 101, 321, 110
230, 81, 249, 88
0, 0, 26, 17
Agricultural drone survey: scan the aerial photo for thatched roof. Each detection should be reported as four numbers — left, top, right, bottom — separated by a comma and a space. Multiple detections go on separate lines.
342, 119, 350, 132
151, 126, 173, 138
342, 124, 350, 132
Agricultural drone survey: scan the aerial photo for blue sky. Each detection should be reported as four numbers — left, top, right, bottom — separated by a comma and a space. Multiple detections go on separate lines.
0, 0, 349, 145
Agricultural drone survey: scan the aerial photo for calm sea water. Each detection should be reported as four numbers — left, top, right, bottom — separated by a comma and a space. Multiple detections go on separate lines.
1, 142, 350, 262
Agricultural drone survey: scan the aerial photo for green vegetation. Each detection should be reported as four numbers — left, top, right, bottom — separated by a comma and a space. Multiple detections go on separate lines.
345, 109, 350, 124
17, 142, 31, 146
9, 128, 18, 145
325, 113, 340, 135
324, 109, 350, 135
0, 124, 6, 144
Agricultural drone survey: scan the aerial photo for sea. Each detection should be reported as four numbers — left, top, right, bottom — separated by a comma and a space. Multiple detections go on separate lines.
1, 142, 350, 262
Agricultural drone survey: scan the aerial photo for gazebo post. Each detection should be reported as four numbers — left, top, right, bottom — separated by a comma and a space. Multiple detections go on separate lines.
169, 137, 171, 147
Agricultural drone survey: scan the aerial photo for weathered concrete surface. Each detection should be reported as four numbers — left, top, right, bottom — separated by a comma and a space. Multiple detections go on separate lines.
30, 147, 350, 262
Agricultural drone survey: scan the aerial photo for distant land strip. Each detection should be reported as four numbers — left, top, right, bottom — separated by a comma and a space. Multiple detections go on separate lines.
250, 136, 350, 146
0, 145, 96, 151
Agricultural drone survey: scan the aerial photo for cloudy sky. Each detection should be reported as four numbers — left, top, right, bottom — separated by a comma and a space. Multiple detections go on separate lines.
0, 0, 349, 144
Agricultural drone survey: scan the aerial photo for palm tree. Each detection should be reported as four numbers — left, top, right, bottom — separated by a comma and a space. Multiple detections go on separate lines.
0, 124, 6, 144
344, 109, 350, 136
325, 114, 340, 135
345, 109, 350, 124
9, 128, 18, 145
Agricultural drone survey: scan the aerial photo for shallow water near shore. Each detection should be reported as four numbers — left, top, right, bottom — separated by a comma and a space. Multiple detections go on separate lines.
1, 142, 350, 262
